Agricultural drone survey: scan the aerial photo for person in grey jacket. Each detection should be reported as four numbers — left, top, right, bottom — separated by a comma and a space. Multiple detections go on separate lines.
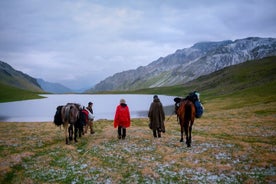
148, 95, 165, 138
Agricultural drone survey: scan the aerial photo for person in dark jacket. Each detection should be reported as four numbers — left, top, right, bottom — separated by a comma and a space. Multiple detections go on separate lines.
114, 99, 131, 140
148, 95, 165, 138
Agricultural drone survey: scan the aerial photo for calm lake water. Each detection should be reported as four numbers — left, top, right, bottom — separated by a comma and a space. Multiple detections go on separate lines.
0, 94, 175, 122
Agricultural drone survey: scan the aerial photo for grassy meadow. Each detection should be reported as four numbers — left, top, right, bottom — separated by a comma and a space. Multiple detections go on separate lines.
0, 57, 275, 183
0, 94, 275, 183
0, 83, 45, 103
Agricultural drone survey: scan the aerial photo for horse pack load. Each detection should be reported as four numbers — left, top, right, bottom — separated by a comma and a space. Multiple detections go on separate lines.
54, 105, 63, 126
194, 101, 203, 118
186, 91, 204, 118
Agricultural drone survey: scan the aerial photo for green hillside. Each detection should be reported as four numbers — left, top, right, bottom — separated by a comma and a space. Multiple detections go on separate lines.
0, 83, 45, 103
108, 56, 276, 106
0, 61, 43, 92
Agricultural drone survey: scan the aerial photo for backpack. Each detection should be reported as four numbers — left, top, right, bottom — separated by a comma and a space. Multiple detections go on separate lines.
186, 91, 204, 118
194, 100, 203, 118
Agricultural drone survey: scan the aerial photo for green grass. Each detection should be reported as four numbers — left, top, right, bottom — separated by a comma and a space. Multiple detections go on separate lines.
0, 109, 275, 183
0, 83, 45, 102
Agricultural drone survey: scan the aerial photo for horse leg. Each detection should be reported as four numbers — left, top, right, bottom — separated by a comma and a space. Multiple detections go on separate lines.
68, 124, 73, 141
64, 123, 69, 144
187, 123, 192, 147
74, 124, 78, 142
79, 124, 82, 138
180, 122, 184, 142
184, 123, 190, 147
190, 124, 193, 146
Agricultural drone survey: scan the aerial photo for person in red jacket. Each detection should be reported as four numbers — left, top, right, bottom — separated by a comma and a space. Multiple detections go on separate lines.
114, 99, 131, 140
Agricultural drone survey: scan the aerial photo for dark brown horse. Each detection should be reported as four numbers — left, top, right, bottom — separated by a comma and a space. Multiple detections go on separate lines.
174, 97, 196, 147
54, 103, 81, 144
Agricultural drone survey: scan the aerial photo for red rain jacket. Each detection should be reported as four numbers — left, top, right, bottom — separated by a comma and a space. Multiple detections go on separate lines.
114, 104, 131, 128
82, 109, 89, 124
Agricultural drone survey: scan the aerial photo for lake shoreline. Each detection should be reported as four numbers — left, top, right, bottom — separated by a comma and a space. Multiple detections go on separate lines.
0, 94, 175, 122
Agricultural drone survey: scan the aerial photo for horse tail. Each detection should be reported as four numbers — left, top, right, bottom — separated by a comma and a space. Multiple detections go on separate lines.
64, 105, 71, 122
69, 103, 80, 124
184, 102, 192, 122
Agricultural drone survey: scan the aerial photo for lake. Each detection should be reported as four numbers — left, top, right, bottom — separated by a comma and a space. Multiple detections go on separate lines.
0, 94, 176, 122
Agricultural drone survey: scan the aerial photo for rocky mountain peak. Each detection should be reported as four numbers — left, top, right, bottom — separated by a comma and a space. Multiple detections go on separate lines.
89, 37, 276, 92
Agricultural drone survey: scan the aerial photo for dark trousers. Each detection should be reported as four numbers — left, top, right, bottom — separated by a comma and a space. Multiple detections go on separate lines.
153, 128, 161, 138
118, 126, 126, 139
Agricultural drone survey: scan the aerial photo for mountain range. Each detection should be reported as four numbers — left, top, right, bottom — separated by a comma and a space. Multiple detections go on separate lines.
0, 61, 43, 92
1, 37, 276, 94
36, 79, 73, 94
0, 61, 72, 93
89, 37, 276, 92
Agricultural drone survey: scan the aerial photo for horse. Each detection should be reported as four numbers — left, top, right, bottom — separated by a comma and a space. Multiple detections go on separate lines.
54, 103, 81, 144
174, 97, 196, 147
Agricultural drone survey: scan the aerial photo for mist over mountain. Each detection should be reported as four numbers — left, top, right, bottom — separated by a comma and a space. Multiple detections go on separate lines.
89, 37, 276, 92
36, 79, 73, 94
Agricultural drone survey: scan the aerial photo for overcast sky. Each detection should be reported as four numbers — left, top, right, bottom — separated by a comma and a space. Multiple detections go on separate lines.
1, 0, 276, 90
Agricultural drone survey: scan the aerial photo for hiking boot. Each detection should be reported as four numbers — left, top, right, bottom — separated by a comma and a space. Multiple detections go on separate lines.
90, 131, 95, 134
153, 131, 157, 138
118, 135, 122, 139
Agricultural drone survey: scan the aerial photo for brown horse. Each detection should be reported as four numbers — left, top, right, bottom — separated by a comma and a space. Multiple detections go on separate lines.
174, 97, 196, 147
54, 103, 81, 144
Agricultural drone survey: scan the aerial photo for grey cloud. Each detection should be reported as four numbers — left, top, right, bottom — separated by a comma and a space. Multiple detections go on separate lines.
0, 0, 276, 89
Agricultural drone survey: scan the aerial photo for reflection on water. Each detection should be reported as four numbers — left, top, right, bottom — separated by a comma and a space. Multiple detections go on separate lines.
0, 94, 175, 122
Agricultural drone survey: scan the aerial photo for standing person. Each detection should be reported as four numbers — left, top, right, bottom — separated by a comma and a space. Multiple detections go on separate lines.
85, 102, 95, 134
148, 95, 165, 138
114, 99, 131, 140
